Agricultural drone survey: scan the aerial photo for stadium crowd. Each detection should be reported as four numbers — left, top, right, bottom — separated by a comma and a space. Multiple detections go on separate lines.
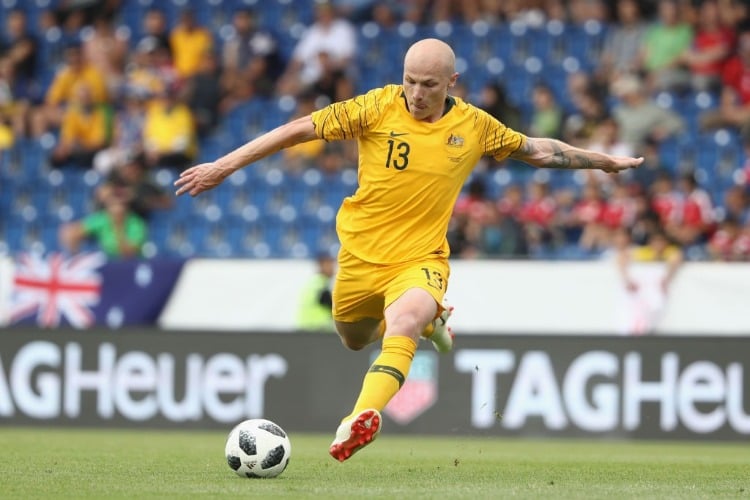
1, 0, 749, 262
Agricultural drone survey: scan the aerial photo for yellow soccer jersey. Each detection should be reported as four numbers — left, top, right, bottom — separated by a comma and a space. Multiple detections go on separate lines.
311, 84, 526, 264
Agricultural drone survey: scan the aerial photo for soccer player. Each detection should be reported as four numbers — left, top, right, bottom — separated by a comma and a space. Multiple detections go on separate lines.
175, 38, 643, 462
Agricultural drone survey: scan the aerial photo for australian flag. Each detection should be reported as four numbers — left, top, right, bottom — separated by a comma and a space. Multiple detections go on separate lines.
5, 252, 185, 328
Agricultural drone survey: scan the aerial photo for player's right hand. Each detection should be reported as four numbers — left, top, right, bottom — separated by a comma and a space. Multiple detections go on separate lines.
174, 162, 228, 197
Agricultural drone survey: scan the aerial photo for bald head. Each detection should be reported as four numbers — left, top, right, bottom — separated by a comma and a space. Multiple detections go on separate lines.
402, 39, 458, 122
404, 38, 456, 77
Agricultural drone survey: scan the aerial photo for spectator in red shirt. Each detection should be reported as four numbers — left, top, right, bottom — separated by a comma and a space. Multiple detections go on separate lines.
571, 182, 607, 252
668, 173, 715, 246
700, 25, 750, 131
519, 181, 558, 255
707, 216, 750, 260
680, 0, 735, 93
649, 172, 681, 227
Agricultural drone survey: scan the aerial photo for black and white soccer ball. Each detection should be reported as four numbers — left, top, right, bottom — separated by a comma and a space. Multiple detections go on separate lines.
225, 418, 291, 478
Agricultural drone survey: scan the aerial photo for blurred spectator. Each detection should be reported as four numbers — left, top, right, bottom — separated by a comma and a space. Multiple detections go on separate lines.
126, 37, 175, 100
478, 82, 523, 132
562, 89, 608, 147
138, 8, 171, 55
142, 81, 197, 170
649, 172, 682, 229
296, 253, 336, 332
59, 190, 147, 259
612, 227, 684, 335
519, 180, 558, 256
667, 172, 715, 249
448, 177, 499, 258
183, 50, 222, 138
221, 8, 283, 106
95, 153, 173, 220
0, 56, 24, 145
0, 58, 15, 153
707, 215, 750, 260
169, 8, 214, 80
277, 1, 357, 97
50, 82, 113, 168
493, 184, 528, 257
528, 82, 562, 138
282, 92, 326, 172
82, 12, 129, 97
601, 180, 638, 233
639, 0, 694, 93
32, 42, 108, 137
610, 73, 684, 152
679, 0, 735, 93
721, 184, 749, 225
93, 88, 147, 174
700, 24, 750, 132
0, 10, 38, 99
570, 182, 608, 253
596, 0, 647, 87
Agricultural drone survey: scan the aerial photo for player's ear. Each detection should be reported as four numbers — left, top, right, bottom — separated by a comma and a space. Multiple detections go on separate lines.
448, 72, 459, 88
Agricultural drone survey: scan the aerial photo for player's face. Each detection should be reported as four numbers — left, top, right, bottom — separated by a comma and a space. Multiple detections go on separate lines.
403, 66, 457, 122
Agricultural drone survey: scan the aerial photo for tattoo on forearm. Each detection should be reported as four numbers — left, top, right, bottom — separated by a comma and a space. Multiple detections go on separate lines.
550, 142, 572, 168
550, 142, 596, 169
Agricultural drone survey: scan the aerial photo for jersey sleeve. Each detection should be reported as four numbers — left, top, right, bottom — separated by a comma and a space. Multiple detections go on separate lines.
475, 108, 527, 162
310, 86, 388, 141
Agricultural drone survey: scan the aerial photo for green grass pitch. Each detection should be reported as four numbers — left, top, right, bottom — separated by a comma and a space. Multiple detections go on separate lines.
1, 427, 748, 499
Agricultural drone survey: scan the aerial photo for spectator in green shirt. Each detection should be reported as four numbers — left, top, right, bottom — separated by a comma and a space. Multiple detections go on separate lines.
59, 191, 147, 258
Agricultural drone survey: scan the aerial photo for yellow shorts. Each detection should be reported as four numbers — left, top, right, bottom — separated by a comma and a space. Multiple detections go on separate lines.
332, 247, 450, 323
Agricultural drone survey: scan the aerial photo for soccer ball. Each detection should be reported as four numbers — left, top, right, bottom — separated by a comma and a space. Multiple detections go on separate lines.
225, 418, 292, 478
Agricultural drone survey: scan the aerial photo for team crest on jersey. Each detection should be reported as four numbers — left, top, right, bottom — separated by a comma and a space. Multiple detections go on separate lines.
446, 133, 465, 148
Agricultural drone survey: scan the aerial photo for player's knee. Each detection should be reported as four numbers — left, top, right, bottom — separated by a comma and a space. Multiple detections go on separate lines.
339, 336, 368, 351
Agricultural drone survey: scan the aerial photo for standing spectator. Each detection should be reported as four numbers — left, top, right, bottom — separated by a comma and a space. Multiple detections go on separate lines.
679, 0, 735, 93
610, 73, 685, 153
296, 253, 337, 332
493, 184, 528, 257
59, 190, 147, 259
142, 82, 197, 170
276, 1, 357, 97
32, 42, 108, 137
50, 82, 113, 168
639, 0, 694, 93
169, 8, 214, 80
221, 8, 283, 106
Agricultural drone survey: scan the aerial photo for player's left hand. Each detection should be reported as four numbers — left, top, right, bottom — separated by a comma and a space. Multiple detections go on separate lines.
601, 156, 644, 174
174, 162, 227, 196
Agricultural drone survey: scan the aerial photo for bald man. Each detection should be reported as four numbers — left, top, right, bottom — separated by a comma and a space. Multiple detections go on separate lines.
175, 38, 643, 462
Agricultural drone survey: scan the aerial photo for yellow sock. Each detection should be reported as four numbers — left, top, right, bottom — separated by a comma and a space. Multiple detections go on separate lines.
345, 336, 417, 419
422, 321, 434, 338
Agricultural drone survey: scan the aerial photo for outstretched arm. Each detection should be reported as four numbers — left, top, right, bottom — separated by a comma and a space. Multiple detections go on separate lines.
175, 115, 318, 196
510, 136, 644, 173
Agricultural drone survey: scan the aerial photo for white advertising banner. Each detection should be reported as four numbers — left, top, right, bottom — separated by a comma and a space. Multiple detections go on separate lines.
158, 260, 750, 335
